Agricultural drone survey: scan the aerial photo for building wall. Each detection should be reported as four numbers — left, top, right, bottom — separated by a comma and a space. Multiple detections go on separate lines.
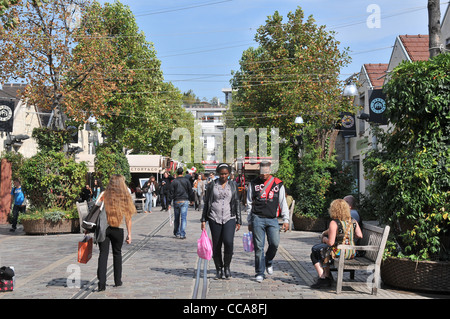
0, 100, 40, 157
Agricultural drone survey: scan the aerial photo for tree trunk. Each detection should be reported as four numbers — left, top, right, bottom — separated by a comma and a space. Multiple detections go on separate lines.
428, 0, 442, 58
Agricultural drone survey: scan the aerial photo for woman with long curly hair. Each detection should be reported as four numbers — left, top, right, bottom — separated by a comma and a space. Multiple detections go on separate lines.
95, 174, 136, 291
310, 199, 363, 288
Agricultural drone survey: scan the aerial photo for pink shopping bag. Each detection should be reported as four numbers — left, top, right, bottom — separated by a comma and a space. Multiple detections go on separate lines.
197, 229, 212, 260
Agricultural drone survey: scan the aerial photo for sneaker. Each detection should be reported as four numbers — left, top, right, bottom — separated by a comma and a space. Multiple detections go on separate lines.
255, 275, 264, 283
266, 266, 273, 275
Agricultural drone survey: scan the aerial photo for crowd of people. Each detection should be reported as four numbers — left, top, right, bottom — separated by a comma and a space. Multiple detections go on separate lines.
10, 162, 362, 291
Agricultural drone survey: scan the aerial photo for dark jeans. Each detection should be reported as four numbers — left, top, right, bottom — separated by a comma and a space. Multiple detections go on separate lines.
97, 226, 124, 287
11, 205, 26, 229
209, 218, 236, 258
160, 194, 168, 210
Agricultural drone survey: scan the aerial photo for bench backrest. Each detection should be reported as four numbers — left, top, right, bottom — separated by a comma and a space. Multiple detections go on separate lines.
358, 223, 390, 263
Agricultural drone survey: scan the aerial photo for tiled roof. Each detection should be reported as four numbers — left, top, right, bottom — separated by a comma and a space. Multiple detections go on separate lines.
399, 34, 429, 61
363, 63, 388, 88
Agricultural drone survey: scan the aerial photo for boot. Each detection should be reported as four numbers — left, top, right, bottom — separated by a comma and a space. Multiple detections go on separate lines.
223, 253, 233, 279
213, 255, 223, 280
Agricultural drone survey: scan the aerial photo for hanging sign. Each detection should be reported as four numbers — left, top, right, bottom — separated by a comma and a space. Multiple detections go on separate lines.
368, 89, 388, 125
339, 112, 357, 138
0, 100, 15, 132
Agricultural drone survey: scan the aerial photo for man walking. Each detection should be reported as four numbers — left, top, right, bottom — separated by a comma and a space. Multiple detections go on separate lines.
247, 161, 289, 282
10, 178, 26, 232
168, 168, 194, 239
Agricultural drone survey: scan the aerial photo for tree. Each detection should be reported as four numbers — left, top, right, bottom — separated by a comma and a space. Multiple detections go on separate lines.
229, 7, 352, 157
428, 0, 442, 58
89, 1, 195, 156
0, 0, 130, 129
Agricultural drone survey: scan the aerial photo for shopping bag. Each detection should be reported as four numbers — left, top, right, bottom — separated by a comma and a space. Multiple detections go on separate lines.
243, 232, 254, 252
78, 236, 93, 264
197, 229, 212, 260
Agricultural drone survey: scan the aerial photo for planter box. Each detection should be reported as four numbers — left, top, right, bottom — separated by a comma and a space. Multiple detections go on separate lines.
292, 214, 327, 232
381, 257, 450, 293
21, 218, 80, 235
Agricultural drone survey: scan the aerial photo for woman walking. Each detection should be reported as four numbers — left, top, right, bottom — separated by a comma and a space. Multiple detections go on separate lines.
142, 176, 157, 213
93, 174, 136, 291
201, 163, 241, 279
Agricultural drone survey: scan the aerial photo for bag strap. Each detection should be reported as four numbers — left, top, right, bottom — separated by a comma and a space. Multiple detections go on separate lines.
258, 176, 275, 201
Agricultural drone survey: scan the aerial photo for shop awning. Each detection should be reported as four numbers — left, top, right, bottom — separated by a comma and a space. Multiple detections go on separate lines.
75, 154, 162, 173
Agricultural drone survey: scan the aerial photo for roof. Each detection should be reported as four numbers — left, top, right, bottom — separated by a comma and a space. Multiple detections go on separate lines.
0, 83, 52, 126
0, 83, 25, 101
398, 34, 429, 61
363, 63, 388, 88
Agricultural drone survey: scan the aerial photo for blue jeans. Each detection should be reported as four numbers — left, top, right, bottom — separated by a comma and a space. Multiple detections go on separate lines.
144, 193, 152, 212
251, 214, 280, 277
173, 200, 189, 237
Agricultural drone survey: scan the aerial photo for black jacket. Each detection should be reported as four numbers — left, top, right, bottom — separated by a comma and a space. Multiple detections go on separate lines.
168, 176, 194, 204
201, 179, 242, 225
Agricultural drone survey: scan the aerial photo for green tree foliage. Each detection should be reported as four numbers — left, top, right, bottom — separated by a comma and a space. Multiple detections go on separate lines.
364, 53, 450, 261
89, 1, 195, 156
229, 7, 352, 145
94, 142, 131, 187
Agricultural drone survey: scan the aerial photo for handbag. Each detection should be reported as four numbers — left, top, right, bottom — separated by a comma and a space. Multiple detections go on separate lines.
0, 266, 14, 292
82, 202, 102, 232
78, 236, 93, 264
197, 229, 212, 260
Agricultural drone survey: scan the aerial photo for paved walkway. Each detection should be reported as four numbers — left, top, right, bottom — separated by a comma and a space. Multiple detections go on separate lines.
0, 206, 448, 302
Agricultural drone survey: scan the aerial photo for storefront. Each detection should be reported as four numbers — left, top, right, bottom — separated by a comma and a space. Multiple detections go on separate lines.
75, 154, 168, 188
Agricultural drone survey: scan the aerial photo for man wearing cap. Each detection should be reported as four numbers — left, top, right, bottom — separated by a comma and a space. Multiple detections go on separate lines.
247, 161, 289, 282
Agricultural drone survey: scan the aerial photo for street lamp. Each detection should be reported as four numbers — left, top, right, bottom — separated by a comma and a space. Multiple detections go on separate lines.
294, 116, 304, 124
343, 82, 358, 97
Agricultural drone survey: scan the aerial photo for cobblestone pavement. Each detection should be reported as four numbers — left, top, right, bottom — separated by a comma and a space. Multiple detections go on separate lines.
0, 206, 448, 304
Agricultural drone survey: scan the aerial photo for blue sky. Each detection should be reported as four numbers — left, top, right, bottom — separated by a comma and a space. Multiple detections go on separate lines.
98, 0, 444, 102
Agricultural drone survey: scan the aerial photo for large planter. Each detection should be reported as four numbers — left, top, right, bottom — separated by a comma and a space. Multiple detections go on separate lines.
381, 257, 450, 293
292, 214, 327, 232
21, 218, 80, 235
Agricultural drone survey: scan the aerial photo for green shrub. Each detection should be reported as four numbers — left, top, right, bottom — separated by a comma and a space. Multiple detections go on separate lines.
94, 142, 131, 186
19, 151, 87, 210
364, 53, 450, 261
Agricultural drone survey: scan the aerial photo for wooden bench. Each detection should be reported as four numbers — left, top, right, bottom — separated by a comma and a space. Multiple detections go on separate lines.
334, 223, 390, 295
76, 201, 89, 234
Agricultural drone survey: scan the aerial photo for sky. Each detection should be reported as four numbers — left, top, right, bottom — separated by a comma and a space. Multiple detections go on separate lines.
97, 0, 446, 102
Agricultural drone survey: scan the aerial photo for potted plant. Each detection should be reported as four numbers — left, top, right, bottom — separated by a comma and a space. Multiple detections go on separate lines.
19, 207, 80, 234
363, 53, 450, 293
14, 128, 88, 235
